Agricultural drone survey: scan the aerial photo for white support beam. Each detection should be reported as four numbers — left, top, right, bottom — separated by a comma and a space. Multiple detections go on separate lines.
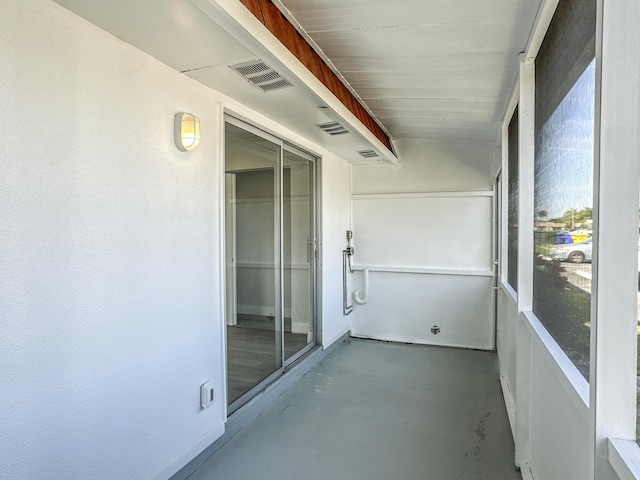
515, 53, 535, 468
592, 0, 640, 477
191, 0, 397, 166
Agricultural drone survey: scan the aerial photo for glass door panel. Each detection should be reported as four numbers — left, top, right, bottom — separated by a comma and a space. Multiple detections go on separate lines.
283, 148, 315, 363
225, 122, 282, 405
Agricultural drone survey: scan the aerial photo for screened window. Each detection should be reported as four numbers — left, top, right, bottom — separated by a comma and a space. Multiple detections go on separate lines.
507, 107, 519, 291
533, 0, 596, 381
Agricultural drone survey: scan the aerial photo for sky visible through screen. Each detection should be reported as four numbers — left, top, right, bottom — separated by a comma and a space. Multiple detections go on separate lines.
535, 60, 595, 221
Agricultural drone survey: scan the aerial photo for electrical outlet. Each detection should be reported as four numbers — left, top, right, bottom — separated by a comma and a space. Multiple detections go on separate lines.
200, 382, 215, 409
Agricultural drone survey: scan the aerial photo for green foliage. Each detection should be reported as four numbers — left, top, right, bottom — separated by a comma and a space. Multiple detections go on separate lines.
533, 256, 590, 379
561, 207, 592, 230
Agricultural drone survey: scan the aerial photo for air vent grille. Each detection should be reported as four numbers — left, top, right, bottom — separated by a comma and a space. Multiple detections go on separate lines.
357, 149, 379, 159
234, 62, 270, 77
250, 72, 281, 85
316, 121, 349, 136
261, 79, 293, 92
230, 60, 293, 92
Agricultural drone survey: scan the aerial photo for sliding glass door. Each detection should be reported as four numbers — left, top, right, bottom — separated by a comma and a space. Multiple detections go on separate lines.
224, 117, 316, 409
283, 148, 315, 363
225, 121, 281, 406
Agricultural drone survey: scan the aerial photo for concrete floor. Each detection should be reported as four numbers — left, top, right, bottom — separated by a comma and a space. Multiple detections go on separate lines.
188, 338, 521, 480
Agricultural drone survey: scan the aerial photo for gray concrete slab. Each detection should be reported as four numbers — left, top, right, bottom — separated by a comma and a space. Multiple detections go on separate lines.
188, 338, 521, 480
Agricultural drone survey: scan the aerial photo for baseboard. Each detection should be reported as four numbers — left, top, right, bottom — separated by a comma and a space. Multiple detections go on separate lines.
236, 304, 276, 317
322, 328, 352, 349
169, 332, 350, 480
520, 464, 535, 480
236, 304, 294, 318
151, 422, 224, 480
349, 331, 493, 351
500, 374, 516, 440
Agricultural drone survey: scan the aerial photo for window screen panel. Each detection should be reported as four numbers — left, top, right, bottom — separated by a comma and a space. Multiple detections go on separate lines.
533, 0, 596, 381
507, 106, 519, 292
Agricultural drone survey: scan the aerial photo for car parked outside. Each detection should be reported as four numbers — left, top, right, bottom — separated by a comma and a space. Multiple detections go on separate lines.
551, 237, 592, 263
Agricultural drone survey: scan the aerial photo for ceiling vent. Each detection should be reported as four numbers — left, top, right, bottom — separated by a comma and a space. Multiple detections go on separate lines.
316, 121, 349, 136
357, 149, 379, 159
230, 59, 293, 92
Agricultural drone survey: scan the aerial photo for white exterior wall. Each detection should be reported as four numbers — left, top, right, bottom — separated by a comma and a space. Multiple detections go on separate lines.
319, 154, 352, 347
350, 139, 496, 350
498, 288, 591, 479
528, 323, 590, 480
0, 1, 352, 478
496, 289, 518, 438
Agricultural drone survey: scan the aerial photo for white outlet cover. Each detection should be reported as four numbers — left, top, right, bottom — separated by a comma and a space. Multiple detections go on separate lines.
200, 381, 215, 409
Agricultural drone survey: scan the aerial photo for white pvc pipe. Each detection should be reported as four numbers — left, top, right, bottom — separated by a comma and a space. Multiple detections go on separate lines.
353, 269, 370, 305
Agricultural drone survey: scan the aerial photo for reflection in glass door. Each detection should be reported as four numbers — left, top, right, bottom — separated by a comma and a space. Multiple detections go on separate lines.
224, 119, 316, 409
225, 122, 281, 406
283, 148, 315, 364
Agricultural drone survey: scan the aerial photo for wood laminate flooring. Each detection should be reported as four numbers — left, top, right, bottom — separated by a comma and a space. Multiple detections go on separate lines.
227, 315, 309, 404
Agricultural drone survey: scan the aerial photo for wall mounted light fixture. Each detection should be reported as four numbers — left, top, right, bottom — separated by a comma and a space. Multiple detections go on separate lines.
174, 112, 200, 151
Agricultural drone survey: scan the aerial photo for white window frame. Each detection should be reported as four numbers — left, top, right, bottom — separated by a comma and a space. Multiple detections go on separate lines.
500, 0, 640, 476
501, 83, 519, 301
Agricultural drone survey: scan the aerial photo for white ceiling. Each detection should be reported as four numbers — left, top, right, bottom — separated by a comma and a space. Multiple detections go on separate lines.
53, 0, 541, 152
277, 0, 542, 143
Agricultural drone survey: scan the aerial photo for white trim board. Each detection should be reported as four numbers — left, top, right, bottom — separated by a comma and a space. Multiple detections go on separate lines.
500, 374, 517, 441
350, 265, 493, 277
352, 190, 493, 201
609, 439, 640, 480
520, 465, 535, 480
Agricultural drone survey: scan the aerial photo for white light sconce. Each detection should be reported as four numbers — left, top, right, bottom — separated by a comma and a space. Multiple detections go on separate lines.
174, 112, 201, 151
